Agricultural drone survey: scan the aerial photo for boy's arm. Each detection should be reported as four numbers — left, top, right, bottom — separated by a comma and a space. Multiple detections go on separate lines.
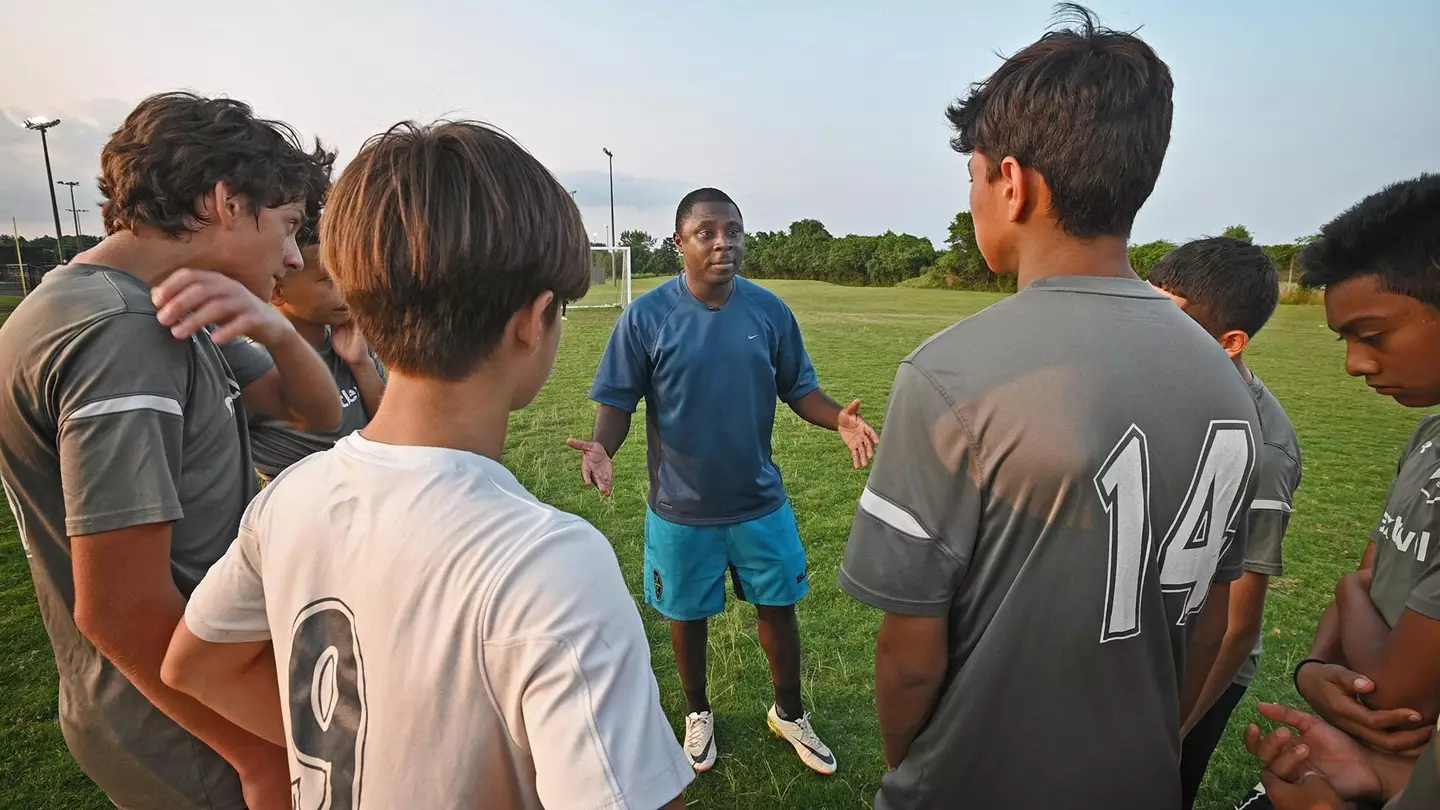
1180, 581, 1232, 726
1338, 575, 1440, 719
1306, 545, 1376, 663
331, 321, 385, 418
875, 613, 948, 768
1183, 572, 1267, 735
162, 519, 284, 747
840, 362, 979, 770
73, 526, 287, 778
155, 269, 341, 433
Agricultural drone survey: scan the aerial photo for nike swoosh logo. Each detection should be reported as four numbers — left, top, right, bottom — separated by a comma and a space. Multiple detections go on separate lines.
796, 738, 835, 766
748, 334, 759, 339
689, 737, 713, 764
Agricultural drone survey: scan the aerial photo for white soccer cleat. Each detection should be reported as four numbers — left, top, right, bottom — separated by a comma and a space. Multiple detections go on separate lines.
683, 711, 717, 773
767, 704, 837, 776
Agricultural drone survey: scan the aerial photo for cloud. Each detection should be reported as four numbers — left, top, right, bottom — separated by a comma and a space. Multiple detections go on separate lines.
0, 100, 124, 238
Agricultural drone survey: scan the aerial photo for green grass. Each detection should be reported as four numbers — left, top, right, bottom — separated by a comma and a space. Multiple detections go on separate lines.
1, 280, 1434, 809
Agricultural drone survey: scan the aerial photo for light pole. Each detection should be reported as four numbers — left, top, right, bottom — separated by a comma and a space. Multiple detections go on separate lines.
58, 180, 83, 250
23, 117, 66, 263
602, 148, 615, 248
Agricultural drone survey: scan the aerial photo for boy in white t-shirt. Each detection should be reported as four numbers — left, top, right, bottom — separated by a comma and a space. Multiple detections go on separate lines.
160, 120, 694, 810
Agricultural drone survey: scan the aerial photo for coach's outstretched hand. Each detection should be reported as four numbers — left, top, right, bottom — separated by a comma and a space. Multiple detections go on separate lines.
153, 269, 294, 347
838, 399, 878, 470
1296, 663, 1433, 755
568, 438, 614, 497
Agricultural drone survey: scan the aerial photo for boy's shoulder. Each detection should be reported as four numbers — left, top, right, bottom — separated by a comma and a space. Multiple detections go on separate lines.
1405, 415, 1440, 460
1249, 377, 1301, 462
3, 264, 160, 342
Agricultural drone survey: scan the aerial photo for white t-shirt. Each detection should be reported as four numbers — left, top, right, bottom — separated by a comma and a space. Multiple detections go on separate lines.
185, 433, 693, 810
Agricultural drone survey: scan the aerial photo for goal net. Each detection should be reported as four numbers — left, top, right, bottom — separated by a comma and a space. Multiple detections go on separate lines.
570, 246, 633, 310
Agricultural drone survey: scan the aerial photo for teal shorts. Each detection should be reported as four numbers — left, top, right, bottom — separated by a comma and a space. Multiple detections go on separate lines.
644, 502, 810, 621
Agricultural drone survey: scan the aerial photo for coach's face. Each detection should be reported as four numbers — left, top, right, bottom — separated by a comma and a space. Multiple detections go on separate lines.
1325, 274, 1440, 407
677, 202, 744, 286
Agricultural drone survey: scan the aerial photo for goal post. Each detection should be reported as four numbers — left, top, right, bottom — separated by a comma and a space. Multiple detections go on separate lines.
569, 246, 633, 310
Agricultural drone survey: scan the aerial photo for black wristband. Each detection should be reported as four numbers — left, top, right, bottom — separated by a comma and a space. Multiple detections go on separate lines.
1292, 658, 1326, 692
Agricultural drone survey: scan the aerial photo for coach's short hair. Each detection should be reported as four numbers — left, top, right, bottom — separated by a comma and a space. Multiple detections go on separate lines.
1150, 237, 1279, 338
321, 121, 591, 379
1301, 174, 1440, 308
297, 139, 337, 249
946, 3, 1173, 239
99, 92, 314, 237
675, 188, 741, 234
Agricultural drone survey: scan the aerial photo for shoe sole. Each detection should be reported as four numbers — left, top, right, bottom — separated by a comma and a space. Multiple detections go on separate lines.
767, 717, 837, 776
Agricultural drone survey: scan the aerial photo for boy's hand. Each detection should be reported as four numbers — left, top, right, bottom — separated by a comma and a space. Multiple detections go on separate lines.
567, 438, 614, 497
837, 399, 878, 469
1258, 770, 1349, 810
331, 321, 372, 367
1247, 703, 1386, 800
1296, 663, 1431, 753
153, 269, 294, 347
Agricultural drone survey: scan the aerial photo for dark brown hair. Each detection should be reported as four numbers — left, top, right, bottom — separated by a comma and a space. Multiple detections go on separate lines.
98, 91, 315, 237
321, 120, 591, 379
946, 4, 1173, 238
1302, 174, 1440, 308
297, 139, 337, 248
1150, 237, 1279, 338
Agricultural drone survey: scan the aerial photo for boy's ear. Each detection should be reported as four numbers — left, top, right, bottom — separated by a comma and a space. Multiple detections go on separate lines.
1219, 329, 1249, 359
513, 290, 557, 353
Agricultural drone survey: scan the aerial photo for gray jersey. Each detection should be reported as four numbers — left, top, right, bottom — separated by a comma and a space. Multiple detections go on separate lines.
247, 328, 384, 478
1234, 375, 1302, 686
841, 276, 1260, 810
1369, 415, 1440, 627
0, 264, 272, 810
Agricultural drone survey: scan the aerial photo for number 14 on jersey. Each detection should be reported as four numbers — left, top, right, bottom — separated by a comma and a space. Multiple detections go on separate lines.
1095, 421, 1256, 643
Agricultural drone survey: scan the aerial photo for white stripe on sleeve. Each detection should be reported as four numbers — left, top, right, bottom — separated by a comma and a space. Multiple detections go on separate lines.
64, 395, 183, 423
859, 487, 932, 539
1251, 499, 1293, 514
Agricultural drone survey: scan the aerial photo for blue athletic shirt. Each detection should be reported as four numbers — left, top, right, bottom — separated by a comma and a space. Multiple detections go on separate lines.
589, 275, 820, 526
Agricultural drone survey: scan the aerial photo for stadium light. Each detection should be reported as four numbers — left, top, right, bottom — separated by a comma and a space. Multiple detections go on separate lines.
22, 117, 67, 263
602, 147, 615, 247
58, 180, 85, 249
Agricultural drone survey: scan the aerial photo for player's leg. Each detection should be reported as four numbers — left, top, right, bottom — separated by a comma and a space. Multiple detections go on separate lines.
643, 507, 726, 773
728, 503, 836, 775
1180, 681, 1249, 809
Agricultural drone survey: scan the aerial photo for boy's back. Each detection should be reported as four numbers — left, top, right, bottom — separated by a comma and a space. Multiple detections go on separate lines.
187, 433, 692, 809
842, 277, 1260, 807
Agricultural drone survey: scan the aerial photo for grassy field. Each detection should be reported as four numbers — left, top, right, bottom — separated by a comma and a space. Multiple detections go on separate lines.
0, 280, 1434, 809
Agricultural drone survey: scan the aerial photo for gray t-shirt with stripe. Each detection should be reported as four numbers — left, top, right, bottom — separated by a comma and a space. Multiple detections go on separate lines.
841, 276, 1261, 810
247, 328, 384, 479
0, 264, 271, 810
1233, 375, 1302, 686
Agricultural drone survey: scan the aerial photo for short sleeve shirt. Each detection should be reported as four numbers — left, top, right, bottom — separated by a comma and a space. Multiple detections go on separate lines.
840, 276, 1262, 809
0, 263, 271, 809
1234, 375, 1303, 686
247, 328, 385, 478
185, 434, 694, 810
1369, 415, 1440, 627
589, 275, 819, 525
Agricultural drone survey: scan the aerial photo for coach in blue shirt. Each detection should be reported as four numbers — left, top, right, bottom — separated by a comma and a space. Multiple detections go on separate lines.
570, 188, 877, 778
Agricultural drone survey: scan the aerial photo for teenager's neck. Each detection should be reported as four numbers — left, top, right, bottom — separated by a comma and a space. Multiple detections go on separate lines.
684, 269, 735, 308
1233, 355, 1254, 384
72, 229, 211, 289
1014, 232, 1136, 291
284, 313, 328, 349
360, 373, 510, 462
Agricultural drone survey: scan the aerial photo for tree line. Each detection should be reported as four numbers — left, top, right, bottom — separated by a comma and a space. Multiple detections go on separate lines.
615, 217, 1315, 293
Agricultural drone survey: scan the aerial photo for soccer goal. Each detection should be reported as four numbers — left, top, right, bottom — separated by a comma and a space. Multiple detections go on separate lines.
569, 246, 633, 310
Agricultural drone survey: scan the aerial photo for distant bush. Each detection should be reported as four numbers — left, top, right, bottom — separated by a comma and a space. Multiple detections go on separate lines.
1279, 282, 1324, 306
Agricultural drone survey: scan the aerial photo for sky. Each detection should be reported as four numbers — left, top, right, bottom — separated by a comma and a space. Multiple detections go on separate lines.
1, 0, 1436, 249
